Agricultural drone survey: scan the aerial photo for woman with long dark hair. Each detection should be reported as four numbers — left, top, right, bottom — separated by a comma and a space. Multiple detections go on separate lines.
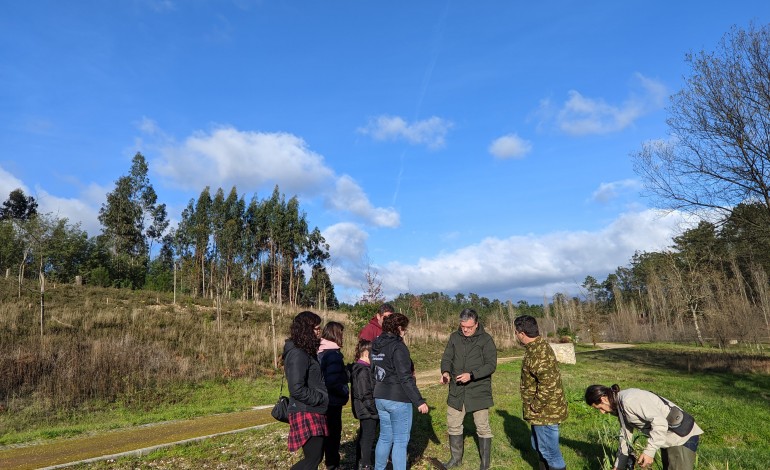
585, 384, 703, 470
283, 311, 329, 469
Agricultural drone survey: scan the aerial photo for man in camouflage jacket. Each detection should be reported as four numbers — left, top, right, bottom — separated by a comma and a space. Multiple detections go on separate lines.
515, 315, 568, 470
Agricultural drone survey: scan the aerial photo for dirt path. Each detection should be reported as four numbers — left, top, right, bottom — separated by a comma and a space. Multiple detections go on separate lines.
0, 344, 632, 469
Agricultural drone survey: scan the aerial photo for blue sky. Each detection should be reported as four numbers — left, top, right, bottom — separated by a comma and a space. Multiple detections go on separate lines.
2, 1, 769, 304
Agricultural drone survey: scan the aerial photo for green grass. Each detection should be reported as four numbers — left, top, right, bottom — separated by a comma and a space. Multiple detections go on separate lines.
0, 377, 282, 446
64, 345, 770, 469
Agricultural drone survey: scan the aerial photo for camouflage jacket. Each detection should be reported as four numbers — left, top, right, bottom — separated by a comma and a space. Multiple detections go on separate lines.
520, 336, 568, 425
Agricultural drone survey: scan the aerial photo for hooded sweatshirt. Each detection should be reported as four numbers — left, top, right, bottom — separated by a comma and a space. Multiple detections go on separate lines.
349, 359, 378, 420
282, 339, 328, 414
358, 316, 382, 342
317, 338, 349, 407
371, 332, 425, 407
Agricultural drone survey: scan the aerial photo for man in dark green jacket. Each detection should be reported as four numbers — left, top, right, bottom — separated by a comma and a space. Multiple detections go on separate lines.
440, 308, 497, 470
515, 315, 568, 470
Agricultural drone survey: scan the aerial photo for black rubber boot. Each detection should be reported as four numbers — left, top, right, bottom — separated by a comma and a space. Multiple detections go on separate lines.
443, 434, 464, 468
478, 437, 491, 470
539, 460, 549, 470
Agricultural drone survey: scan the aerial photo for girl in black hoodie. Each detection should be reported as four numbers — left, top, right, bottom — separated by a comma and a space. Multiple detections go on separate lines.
350, 339, 378, 470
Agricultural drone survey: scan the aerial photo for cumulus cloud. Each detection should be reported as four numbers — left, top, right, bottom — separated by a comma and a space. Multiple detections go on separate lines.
327, 176, 400, 228
323, 222, 371, 293
36, 187, 103, 235
489, 134, 533, 159
0, 166, 28, 197
591, 179, 643, 203
327, 209, 695, 303
358, 115, 453, 149
152, 126, 397, 227
0, 165, 104, 236
155, 127, 335, 194
539, 73, 667, 136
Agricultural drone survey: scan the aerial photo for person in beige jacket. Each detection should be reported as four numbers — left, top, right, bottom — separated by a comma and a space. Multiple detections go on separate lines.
585, 384, 703, 470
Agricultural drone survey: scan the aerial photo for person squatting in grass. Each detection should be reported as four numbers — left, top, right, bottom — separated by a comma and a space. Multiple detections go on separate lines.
440, 308, 497, 470
371, 312, 430, 470
515, 315, 569, 470
585, 384, 703, 470
349, 339, 378, 470
317, 321, 349, 470
283, 311, 329, 470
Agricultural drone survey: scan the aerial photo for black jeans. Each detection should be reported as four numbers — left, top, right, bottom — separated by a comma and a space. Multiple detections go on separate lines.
356, 418, 378, 467
325, 405, 343, 469
291, 435, 324, 470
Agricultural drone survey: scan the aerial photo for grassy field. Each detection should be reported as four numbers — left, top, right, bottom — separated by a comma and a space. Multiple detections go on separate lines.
64, 344, 770, 470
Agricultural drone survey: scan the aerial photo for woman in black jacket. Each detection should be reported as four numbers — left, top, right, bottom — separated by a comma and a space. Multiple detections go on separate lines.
283, 311, 329, 470
318, 321, 349, 470
350, 339, 378, 470
371, 313, 429, 470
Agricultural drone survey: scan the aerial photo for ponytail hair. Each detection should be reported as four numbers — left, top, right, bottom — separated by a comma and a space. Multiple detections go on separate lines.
354, 339, 372, 361
585, 384, 620, 409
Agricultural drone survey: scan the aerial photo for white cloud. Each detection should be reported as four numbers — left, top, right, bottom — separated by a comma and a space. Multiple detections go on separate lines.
323, 222, 371, 300
358, 115, 453, 149
323, 222, 369, 266
329, 209, 696, 303
36, 187, 103, 235
155, 127, 335, 195
327, 176, 400, 228
0, 166, 28, 197
489, 134, 532, 159
591, 179, 643, 203
539, 73, 667, 136
152, 126, 397, 227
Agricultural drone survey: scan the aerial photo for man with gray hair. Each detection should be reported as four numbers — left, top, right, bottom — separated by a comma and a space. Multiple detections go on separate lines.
440, 308, 497, 470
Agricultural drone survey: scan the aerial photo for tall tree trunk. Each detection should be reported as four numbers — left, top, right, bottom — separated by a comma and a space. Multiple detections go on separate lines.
39, 268, 45, 337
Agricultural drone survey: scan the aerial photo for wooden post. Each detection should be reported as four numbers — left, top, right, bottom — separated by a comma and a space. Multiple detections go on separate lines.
271, 307, 278, 369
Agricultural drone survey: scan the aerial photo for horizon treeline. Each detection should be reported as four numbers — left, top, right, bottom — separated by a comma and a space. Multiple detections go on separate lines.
0, 153, 338, 310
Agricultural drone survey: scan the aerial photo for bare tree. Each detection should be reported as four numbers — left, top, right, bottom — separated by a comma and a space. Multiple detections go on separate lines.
361, 261, 385, 305
634, 24, 770, 227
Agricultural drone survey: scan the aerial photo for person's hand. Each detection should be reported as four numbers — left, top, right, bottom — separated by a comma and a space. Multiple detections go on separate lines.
441, 372, 450, 384
637, 454, 654, 468
417, 403, 429, 414
455, 372, 471, 384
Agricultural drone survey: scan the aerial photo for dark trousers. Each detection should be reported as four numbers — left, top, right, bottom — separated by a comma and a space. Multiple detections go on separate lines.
356, 418, 378, 467
291, 435, 324, 470
325, 405, 343, 469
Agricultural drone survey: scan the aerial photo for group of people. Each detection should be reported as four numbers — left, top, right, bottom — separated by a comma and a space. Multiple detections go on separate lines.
282, 306, 703, 470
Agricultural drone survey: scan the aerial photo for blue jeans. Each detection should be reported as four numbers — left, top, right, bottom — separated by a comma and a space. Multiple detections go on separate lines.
375, 398, 413, 470
531, 424, 566, 469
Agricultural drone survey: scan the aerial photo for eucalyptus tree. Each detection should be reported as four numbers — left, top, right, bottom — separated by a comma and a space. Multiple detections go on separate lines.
283, 196, 309, 306
243, 194, 268, 300
210, 186, 245, 299
304, 227, 333, 309
98, 153, 168, 288
194, 188, 213, 297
